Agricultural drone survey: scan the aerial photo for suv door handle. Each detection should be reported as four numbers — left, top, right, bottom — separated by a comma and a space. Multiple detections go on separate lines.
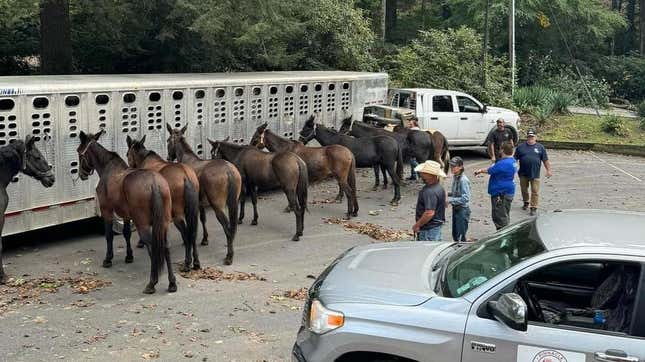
460, 117, 468, 120
430, 117, 438, 120
594, 350, 639, 362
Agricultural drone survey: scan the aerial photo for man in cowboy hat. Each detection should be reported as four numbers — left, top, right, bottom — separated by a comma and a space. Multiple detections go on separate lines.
412, 160, 447, 241
514, 129, 552, 216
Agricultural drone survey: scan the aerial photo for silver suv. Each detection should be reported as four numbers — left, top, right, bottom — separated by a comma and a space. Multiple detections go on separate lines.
293, 210, 645, 362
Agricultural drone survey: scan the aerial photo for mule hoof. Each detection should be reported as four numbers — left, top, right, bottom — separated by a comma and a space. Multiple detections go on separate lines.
125, 255, 134, 263
251, 220, 258, 226
0, 273, 7, 285
343, 213, 351, 220
192, 262, 201, 270
143, 285, 156, 294
390, 200, 400, 206
351, 211, 359, 217
291, 235, 300, 241
224, 256, 233, 266
371, 185, 379, 191
136, 241, 145, 248
200, 239, 209, 246
102, 260, 112, 268
237, 219, 244, 225
179, 264, 190, 273
168, 283, 178, 293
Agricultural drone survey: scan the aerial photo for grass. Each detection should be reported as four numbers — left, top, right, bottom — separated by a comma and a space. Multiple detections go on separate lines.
528, 114, 645, 146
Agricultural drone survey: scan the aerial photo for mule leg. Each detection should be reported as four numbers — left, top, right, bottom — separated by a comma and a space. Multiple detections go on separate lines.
199, 206, 209, 246
174, 219, 192, 272
386, 164, 401, 206
165, 246, 177, 293
335, 181, 344, 202
141, 230, 158, 294
103, 219, 115, 268
284, 190, 302, 241
340, 182, 353, 219
123, 220, 133, 263
0, 235, 5, 284
381, 164, 388, 190
238, 189, 246, 224
372, 164, 380, 191
0, 200, 6, 283
249, 185, 259, 226
214, 208, 234, 265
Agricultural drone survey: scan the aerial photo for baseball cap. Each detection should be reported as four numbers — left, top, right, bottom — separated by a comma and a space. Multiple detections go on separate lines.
527, 129, 537, 137
449, 156, 464, 167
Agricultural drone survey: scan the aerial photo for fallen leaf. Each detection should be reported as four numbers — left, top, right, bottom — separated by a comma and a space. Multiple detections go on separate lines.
322, 217, 413, 241
177, 267, 266, 282
142, 351, 160, 360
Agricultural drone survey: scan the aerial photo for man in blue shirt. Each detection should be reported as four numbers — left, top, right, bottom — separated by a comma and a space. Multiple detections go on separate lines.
447, 156, 471, 242
413, 160, 447, 241
475, 143, 516, 230
514, 130, 552, 216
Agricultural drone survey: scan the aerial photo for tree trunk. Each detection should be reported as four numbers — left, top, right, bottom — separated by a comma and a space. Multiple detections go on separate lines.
624, 0, 636, 54
381, 0, 387, 42
611, 0, 620, 55
385, 0, 397, 42
481, 0, 491, 89
421, 0, 430, 29
638, 0, 645, 58
40, 0, 72, 74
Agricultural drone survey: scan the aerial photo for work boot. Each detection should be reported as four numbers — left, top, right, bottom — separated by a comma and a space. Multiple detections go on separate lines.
522, 202, 529, 211
530, 208, 536, 216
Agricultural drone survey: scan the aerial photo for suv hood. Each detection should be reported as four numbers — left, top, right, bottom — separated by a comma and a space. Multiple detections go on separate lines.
316, 242, 454, 306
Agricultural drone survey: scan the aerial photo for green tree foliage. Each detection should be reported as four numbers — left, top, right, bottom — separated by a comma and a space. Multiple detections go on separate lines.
0, 0, 40, 74
593, 55, 645, 101
390, 26, 509, 104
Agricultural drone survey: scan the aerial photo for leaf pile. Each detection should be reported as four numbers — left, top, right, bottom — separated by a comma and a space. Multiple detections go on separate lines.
282, 288, 309, 301
0, 274, 111, 315
178, 267, 266, 282
323, 217, 413, 241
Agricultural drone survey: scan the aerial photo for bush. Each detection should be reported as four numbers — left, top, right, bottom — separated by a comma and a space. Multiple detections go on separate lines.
601, 115, 630, 137
550, 92, 575, 115
593, 56, 645, 102
390, 27, 510, 106
538, 72, 611, 108
512, 86, 572, 121
637, 101, 645, 118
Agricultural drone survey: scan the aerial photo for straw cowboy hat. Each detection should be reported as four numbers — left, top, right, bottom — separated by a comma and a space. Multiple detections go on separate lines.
414, 160, 447, 178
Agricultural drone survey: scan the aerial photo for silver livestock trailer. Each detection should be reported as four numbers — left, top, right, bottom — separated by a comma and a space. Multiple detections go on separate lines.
0, 71, 388, 235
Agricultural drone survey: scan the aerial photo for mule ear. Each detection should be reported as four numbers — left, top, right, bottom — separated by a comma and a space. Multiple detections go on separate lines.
166, 123, 173, 133
180, 124, 188, 135
223, 136, 230, 142
25, 134, 36, 148
207, 138, 217, 146
94, 129, 105, 140
79, 131, 88, 144
126, 135, 134, 148
140, 134, 147, 145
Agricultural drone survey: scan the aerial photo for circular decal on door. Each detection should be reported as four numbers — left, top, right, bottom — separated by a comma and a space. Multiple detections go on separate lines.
532, 350, 568, 362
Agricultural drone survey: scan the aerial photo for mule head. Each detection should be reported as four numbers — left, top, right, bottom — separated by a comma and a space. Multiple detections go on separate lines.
125, 134, 148, 168
166, 123, 187, 161
77, 130, 105, 180
11, 135, 55, 187
250, 122, 268, 149
338, 116, 353, 134
299, 116, 318, 144
207, 137, 229, 160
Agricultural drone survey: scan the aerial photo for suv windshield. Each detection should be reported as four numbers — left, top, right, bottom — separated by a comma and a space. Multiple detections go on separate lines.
442, 220, 545, 297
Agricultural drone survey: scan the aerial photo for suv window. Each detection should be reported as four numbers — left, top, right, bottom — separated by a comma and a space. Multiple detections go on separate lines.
432, 95, 454, 112
516, 260, 641, 336
456, 96, 481, 113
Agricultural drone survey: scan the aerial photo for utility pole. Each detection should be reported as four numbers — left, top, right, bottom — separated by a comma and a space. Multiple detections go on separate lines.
509, 0, 516, 94
482, 0, 491, 89
382, 0, 387, 43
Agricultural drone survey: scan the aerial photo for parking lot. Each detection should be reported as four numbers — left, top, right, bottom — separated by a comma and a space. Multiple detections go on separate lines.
0, 148, 644, 362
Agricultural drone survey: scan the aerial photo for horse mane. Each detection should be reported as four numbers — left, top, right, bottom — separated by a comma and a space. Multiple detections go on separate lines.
0, 142, 23, 176
93, 142, 128, 168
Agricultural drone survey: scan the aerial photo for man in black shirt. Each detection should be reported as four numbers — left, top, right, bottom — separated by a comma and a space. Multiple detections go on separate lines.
487, 118, 515, 162
413, 160, 447, 241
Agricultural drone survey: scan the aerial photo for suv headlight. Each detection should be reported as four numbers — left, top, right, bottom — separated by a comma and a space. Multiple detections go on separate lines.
309, 299, 344, 334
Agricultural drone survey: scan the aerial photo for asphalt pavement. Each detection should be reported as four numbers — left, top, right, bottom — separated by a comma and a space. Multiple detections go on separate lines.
0, 148, 644, 362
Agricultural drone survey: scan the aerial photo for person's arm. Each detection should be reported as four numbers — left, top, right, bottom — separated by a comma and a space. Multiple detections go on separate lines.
413, 210, 436, 232
475, 161, 498, 176
544, 159, 552, 178
449, 177, 471, 206
488, 143, 496, 162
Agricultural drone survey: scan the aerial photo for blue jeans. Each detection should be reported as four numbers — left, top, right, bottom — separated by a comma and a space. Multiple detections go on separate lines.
417, 226, 443, 241
409, 158, 419, 179
452, 207, 471, 241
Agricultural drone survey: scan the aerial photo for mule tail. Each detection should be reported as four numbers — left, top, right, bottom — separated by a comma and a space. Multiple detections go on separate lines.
184, 178, 199, 247
296, 157, 309, 213
151, 183, 167, 281
225, 169, 240, 241
348, 155, 357, 198
396, 144, 404, 180
441, 134, 451, 175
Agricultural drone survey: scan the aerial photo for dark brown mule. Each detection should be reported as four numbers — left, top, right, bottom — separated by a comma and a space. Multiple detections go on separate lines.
166, 125, 242, 265
77, 130, 175, 294
126, 135, 201, 272
250, 123, 358, 219
208, 138, 308, 241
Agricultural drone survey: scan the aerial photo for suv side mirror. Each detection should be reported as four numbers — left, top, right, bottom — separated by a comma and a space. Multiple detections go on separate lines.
487, 293, 527, 331
482, 105, 488, 113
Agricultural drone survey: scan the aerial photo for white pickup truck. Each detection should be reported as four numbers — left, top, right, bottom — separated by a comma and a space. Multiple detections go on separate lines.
363, 88, 521, 147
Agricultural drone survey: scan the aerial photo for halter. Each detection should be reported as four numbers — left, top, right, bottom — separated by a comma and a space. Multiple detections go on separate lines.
257, 129, 266, 148
301, 123, 318, 140
78, 140, 96, 176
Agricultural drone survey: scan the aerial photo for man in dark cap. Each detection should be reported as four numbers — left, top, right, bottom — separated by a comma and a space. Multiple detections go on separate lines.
514, 129, 552, 216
